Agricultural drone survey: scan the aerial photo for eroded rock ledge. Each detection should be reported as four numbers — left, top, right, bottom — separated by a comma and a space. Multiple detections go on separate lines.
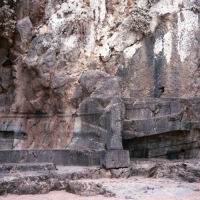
1, 159, 200, 196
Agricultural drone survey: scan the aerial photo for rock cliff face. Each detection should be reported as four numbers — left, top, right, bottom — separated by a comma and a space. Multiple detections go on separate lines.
0, 0, 200, 159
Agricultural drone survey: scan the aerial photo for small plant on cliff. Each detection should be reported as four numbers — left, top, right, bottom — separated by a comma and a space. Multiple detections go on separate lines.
130, 6, 152, 35
0, 0, 16, 38
63, 19, 88, 41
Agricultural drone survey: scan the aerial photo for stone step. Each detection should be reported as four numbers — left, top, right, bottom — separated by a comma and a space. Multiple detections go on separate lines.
0, 150, 103, 166
122, 116, 191, 139
0, 162, 55, 173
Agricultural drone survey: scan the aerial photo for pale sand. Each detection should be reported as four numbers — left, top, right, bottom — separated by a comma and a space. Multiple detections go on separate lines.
0, 190, 200, 200
1, 177, 200, 200
0, 191, 124, 200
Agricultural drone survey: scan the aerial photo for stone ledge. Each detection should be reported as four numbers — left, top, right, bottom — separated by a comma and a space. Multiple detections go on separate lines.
100, 150, 130, 169
0, 150, 104, 166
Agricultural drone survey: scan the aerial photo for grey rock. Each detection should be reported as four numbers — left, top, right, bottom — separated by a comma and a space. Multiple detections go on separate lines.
42, 48, 56, 70
122, 98, 200, 159
16, 17, 33, 52
87, 61, 97, 70
68, 97, 108, 150
0, 163, 54, 173
0, 95, 5, 107
40, 73, 51, 87
32, 35, 52, 56
52, 73, 74, 89
106, 102, 124, 150
122, 98, 192, 139
91, 76, 122, 103
0, 67, 12, 90
16, 17, 33, 40
110, 168, 131, 178
74, 71, 124, 151
66, 180, 113, 197
64, 49, 81, 63
2, 0, 200, 171
188, 185, 200, 191
100, 150, 130, 169
69, 68, 124, 151
71, 87, 83, 107
0, 159, 200, 195
78, 97, 104, 115
79, 71, 106, 94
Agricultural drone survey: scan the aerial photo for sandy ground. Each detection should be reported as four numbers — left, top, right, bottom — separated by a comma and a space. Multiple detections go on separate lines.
0, 191, 125, 200
0, 190, 200, 200
1, 173, 200, 200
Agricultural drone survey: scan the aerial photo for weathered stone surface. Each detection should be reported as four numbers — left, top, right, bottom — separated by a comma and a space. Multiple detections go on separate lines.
16, 17, 33, 52
0, 163, 54, 173
0, 150, 103, 166
69, 177, 200, 199
123, 98, 200, 159
68, 71, 124, 151
0, 114, 75, 149
66, 180, 113, 197
52, 73, 74, 89
1, 159, 200, 196
100, 150, 130, 169
123, 98, 192, 139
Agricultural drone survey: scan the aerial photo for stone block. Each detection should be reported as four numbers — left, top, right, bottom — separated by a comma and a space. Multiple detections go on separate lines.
0, 150, 102, 166
100, 150, 130, 169
16, 16, 33, 52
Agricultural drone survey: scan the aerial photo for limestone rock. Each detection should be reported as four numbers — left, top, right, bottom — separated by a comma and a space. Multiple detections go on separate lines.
52, 73, 74, 89
100, 150, 130, 169
16, 17, 33, 52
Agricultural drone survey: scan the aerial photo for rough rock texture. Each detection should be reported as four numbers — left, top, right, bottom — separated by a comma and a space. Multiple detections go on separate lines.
0, 0, 200, 162
67, 178, 200, 199
100, 150, 130, 169
123, 98, 200, 159
1, 159, 200, 196
0, 150, 102, 166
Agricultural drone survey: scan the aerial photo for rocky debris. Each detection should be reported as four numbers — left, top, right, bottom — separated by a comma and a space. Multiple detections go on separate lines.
0, 163, 111, 195
75, 177, 200, 199
130, 159, 200, 183
100, 150, 130, 169
1, 159, 200, 196
66, 180, 114, 197
0, 163, 56, 195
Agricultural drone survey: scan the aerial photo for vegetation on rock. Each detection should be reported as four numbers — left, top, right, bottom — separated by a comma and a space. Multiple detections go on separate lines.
0, 0, 16, 38
130, 6, 152, 34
